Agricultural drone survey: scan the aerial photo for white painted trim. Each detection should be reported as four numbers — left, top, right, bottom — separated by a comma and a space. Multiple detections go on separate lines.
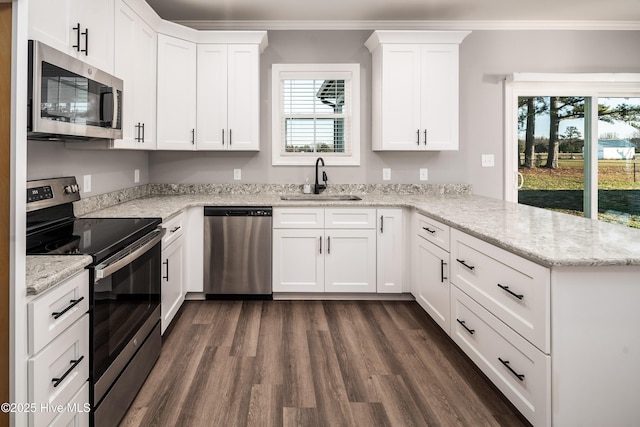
174, 19, 640, 32
11, 0, 29, 425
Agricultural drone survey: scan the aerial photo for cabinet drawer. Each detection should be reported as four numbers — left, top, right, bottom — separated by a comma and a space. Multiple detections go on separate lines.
46, 382, 89, 427
415, 213, 450, 251
162, 211, 185, 247
325, 208, 376, 229
28, 314, 89, 427
273, 208, 324, 229
451, 286, 550, 427
28, 270, 89, 356
451, 229, 550, 353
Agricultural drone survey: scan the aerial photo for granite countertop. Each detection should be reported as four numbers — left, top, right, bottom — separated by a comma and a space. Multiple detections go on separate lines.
26, 190, 640, 295
26, 255, 93, 296
80, 193, 640, 267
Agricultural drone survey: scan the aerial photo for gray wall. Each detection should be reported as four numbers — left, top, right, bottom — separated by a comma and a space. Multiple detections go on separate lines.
27, 141, 149, 195
149, 30, 468, 188
27, 29, 640, 199
459, 30, 640, 198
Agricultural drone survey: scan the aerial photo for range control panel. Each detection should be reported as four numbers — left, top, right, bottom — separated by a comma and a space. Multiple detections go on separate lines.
26, 176, 81, 212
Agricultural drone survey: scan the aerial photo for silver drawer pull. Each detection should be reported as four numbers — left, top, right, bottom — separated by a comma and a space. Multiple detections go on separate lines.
170, 226, 181, 233
51, 297, 84, 320
497, 284, 524, 300
498, 357, 525, 381
456, 318, 475, 335
422, 226, 436, 234
52, 355, 84, 387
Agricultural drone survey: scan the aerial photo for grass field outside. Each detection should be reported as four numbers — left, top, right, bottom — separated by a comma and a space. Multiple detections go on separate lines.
518, 155, 640, 228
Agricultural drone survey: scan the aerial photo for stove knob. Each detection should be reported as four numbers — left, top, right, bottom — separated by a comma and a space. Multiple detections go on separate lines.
64, 185, 72, 194
73, 184, 79, 192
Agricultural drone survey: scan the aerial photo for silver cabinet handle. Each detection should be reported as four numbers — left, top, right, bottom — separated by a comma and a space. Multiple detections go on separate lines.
319, 236, 322, 254
229, 129, 232, 146
327, 236, 331, 254
423, 129, 427, 145
222, 129, 225, 145
162, 259, 169, 281
191, 129, 195, 144
416, 129, 420, 145
380, 215, 384, 233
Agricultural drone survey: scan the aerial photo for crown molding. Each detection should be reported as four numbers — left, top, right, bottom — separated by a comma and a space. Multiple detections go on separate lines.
174, 19, 640, 31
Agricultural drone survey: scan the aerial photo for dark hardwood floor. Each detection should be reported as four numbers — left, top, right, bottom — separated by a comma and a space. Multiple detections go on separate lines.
120, 300, 530, 427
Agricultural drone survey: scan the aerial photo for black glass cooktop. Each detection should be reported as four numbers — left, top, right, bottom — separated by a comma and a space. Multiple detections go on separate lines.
27, 217, 161, 264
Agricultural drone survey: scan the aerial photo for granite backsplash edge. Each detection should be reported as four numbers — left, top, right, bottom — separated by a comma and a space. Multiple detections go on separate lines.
73, 183, 472, 216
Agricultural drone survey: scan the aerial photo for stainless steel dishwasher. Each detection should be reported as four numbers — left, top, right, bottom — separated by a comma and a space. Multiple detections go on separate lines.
203, 206, 272, 298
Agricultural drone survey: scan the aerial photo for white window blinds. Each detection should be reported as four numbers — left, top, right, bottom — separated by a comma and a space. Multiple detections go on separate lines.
280, 78, 351, 155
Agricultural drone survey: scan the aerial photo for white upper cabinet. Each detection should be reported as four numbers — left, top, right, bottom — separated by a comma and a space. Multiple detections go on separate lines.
156, 34, 197, 150
365, 31, 470, 151
29, 0, 115, 73
197, 43, 261, 151
112, 0, 157, 149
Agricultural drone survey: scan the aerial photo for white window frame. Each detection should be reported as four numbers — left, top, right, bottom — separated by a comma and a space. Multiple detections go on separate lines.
504, 73, 640, 218
272, 63, 360, 166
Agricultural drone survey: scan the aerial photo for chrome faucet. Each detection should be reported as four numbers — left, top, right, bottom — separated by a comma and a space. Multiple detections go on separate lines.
314, 157, 328, 194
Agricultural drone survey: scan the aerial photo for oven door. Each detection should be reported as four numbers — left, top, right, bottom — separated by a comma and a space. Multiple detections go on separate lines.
91, 228, 164, 406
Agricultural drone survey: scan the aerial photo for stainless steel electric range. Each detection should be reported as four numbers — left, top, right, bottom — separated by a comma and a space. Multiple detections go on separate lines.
27, 176, 164, 427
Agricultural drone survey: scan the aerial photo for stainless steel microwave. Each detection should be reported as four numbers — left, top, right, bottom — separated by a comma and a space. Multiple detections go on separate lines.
27, 40, 123, 140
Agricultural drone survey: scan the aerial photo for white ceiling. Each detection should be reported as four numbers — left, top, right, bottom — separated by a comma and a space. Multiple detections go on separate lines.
145, 0, 640, 26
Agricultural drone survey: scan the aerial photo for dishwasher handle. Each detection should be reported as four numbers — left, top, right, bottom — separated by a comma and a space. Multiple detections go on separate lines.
204, 206, 272, 217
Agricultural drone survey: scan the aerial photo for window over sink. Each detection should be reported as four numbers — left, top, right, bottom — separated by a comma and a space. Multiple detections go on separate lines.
272, 63, 360, 166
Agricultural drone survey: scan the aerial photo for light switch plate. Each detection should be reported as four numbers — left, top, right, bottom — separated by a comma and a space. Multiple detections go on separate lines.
83, 174, 91, 193
233, 169, 242, 180
481, 154, 495, 167
134, 169, 140, 183
420, 168, 428, 181
382, 168, 391, 181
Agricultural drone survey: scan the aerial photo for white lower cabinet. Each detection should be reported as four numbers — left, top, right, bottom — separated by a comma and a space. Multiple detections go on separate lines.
414, 236, 450, 333
412, 212, 451, 333
451, 285, 550, 427
272, 208, 377, 293
27, 270, 90, 427
161, 213, 186, 334
376, 209, 404, 293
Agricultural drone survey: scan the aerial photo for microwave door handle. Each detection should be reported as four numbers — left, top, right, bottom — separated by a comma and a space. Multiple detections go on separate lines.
94, 228, 165, 282
112, 90, 119, 129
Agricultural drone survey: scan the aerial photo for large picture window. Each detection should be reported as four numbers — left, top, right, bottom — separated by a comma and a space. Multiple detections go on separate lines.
272, 64, 360, 165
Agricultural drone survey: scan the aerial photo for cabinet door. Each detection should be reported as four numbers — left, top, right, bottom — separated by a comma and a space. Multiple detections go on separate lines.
113, 0, 156, 150
421, 44, 459, 151
29, 0, 114, 73
157, 34, 197, 150
29, 0, 73, 57
132, 16, 157, 149
196, 44, 228, 150
161, 237, 185, 334
377, 209, 403, 293
415, 236, 450, 334
273, 229, 324, 293
378, 44, 422, 151
324, 229, 376, 293
227, 44, 260, 151
73, 0, 114, 72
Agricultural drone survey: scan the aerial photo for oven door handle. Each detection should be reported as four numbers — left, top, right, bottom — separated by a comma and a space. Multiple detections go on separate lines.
94, 228, 165, 282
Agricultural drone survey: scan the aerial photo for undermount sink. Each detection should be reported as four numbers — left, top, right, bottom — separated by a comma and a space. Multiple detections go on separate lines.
280, 194, 362, 201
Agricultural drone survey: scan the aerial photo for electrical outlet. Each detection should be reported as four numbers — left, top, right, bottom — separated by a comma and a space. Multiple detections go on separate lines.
420, 168, 428, 181
482, 154, 495, 167
382, 168, 391, 181
233, 169, 242, 180
83, 174, 92, 193
134, 169, 140, 183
